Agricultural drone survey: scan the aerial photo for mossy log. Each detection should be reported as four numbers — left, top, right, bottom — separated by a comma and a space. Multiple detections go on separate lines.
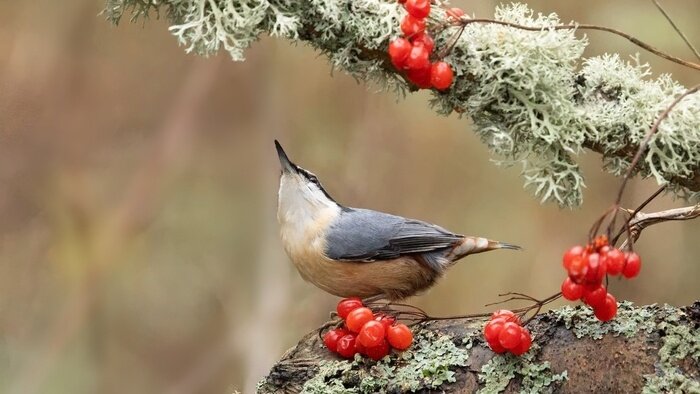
258, 302, 700, 393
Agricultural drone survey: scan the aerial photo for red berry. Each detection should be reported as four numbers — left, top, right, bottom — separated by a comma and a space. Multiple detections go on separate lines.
583, 285, 607, 308
354, 337, 367, 354
446, 7, 464, 20
584, 253, 606, 284
387, 323, 413, 350
375, 314, 396, 332
363, 339, 391, 361
605, 248, 625, 276
397, 0, 406, 3
406, 66, 432, 88
336, 334, 358, 359
594, 293, 618, 321
389, 37, 411, 69
567, 255, 588, 283
498, 322, 523, 350
404, 0, 430, 19
483, 318, 506, 343
486, 336, 507, 353
336, 298, 363, 319
511, 328, 532, 356
430, 61, 454, 90
400, 15, 425, 37
346, 307, 374, 333
406, 43, 430, 70
358, 321, 386, 348
593, 235, 609, 250
622, 252, 641, 278
323, 328, 349, 352
410, 33, 434, 52
563, 245, 585, 271
491, 309, 520, 324
561, 277, 584, 301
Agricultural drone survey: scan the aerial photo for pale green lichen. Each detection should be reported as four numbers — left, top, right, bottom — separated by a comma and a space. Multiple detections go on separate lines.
551, 302, 700, 393
300, 360, 356, 394
434, 4, 588, 207
299, 330, 469, 393
478, 345, 568, 394
260, 304, 698, 392
642, 312, 700, 393
105, 0, 301, 61
577, 54, 700, 201
553, 301, 659, 339
643, 369, 700, 394
385, 330, 470, 391
104, 0, 700, 207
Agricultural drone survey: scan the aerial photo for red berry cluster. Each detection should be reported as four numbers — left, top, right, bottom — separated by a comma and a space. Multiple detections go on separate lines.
388, 0, 455, 90
323, 298, 414, 360
560, 235, 642, 321
482, 310, 532, 355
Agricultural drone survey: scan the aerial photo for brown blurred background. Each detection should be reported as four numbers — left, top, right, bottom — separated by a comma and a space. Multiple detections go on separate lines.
0, 1, 698, 393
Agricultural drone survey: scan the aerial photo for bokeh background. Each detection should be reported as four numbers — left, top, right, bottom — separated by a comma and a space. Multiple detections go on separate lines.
0, 1, 698, 393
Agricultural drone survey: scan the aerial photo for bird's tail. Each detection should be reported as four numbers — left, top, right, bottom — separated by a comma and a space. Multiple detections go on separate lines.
448, 236, 522, 261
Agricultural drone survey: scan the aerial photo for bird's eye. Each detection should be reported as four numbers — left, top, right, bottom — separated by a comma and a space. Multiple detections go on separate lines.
303, 171, 317, 182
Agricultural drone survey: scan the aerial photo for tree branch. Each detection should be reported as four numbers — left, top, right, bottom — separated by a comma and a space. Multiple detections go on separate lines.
104, 1, 700, 208
456, 18, 700, 71
619, 203, 700, 246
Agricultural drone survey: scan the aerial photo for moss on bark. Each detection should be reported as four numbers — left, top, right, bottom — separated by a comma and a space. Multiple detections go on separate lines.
258, 302, 700, 393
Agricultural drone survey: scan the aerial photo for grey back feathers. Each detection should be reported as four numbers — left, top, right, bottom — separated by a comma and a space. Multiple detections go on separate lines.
324, 208, 464, 271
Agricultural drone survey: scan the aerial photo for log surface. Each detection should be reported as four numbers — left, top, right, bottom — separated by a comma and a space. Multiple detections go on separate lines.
258, 302, 700, 393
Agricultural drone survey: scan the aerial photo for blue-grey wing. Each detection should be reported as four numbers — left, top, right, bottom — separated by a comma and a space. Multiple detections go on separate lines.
324, 208, 464, 261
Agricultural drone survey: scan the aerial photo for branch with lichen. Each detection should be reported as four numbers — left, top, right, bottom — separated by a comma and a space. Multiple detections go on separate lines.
258, 302, 700, 393
104, 0, 700, 207
618, 203, 700, 246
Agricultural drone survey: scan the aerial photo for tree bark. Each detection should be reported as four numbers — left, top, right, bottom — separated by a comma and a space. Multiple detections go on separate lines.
258, 302, 700, 393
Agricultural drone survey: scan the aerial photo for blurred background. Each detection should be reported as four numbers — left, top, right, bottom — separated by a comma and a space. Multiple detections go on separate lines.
0, 1, 698, 393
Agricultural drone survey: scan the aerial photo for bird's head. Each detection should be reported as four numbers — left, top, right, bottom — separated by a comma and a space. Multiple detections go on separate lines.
275, 140, 338, 220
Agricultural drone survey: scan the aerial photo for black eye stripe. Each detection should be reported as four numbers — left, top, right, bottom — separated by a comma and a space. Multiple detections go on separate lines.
294, 167, 337, 203
300, 169, 319, 184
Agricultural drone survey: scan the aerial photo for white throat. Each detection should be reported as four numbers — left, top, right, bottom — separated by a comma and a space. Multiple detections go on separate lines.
277, 174, 341, 250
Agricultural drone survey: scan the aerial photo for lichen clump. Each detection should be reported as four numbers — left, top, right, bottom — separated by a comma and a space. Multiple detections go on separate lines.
553, 301, 658, 339
105, 0, 700, 207
478, 346, 568, 394
554, 302, 700, 393
299, 330, 469, 393
643, 310, 700, 393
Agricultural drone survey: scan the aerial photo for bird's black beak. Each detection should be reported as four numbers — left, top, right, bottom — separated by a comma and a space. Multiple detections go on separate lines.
275, 140, 296, 174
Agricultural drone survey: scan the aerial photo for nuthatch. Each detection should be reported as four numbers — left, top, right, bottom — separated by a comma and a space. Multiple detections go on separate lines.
275, 141, 520, 301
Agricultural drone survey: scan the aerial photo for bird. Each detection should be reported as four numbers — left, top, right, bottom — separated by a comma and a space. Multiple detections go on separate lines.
275, 140, 520, 301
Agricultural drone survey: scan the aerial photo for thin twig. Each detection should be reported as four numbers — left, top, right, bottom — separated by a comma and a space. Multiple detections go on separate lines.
614, 84, 700, 207
618, 204, 700, 248
588, 205, 617, 242
455, 18, 700, 71
362, 290, 562, 328
605, 85, 698, 247
611, 185, 667, 245
651, 0, 700, 61
436, 24, 465, 59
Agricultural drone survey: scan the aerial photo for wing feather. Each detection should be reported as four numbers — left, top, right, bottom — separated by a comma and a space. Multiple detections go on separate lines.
324, 208, 463, 261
